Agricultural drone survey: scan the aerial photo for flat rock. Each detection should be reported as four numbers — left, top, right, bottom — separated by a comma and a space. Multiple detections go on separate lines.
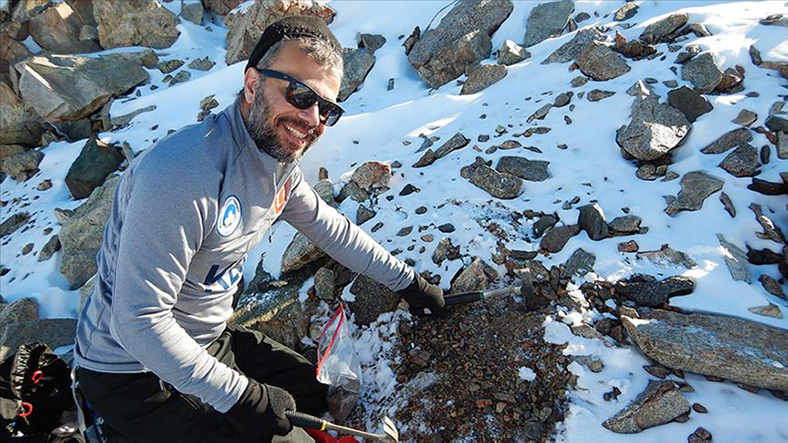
749, 304, 783, 319
732, 109, 757, 127
522, 0, 575, 48
451, 258, 490, 293
563, 248, 595, 277
188, 57, 215, 71
16, 54, 149, 123
759, 275, 786, 301
664, 171, 723, 216
351, 161, 391, 191
576, 42, 631, 81
338, 48, 375, 102
765, 115, 788, 133
65, 138, 125, 200
577, 204, 609, 240
0, 81, 46, 147
636, 244, 697, 269
615, 274, 694, 307
27, 1, 101, 54
614, 3, 639, 21
348, 275, 400, 326
749, 203, 785, 244
717, 234, 750, 283
281, 232, 326, 273
701, 128, 753, 154
667, 86, 713, 123
93, 0, 180, 49
617, 94, 690, 161
495, 156, 550, 181
461, 64, 507, 95
540, 225, 580, 253
719, 144, 760, 177
587, 89, 615, 102
543, 27, 607, 64
602, 380, 690, 434
621, 308, 788, 391
435, 132, 471, 159
639, 13, 688, 45
59, 176, 119, 289
497, 39, 530, 65
682, 53, 723, 93
609, 215, 642, 234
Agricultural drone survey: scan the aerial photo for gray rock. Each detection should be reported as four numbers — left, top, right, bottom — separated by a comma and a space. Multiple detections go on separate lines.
2, 149, 43, 182
0, 82, 46, 147
766, 115, 788, 133
432, 237, 456, 265
542, 27, 607, 65
16, 54, 149, 124
357, 33, 386, 55
664, 171, 724, 216
749, 304, 782, 319
495, 156, 550, 181
433, 132, 470, 159
563, 248, 595, 277
351, 161, 391, 190
463, 158, 522, 199
614, 3, 639, 21
639, 13, 688, 45
636, 244, 697, 269
779, 131, 788, 160
181, 0, 204, 25
759, 275, 786, 301
553, 92, 572, 107
461, 64, 507, 95
65, 138, 125, 200
497, 39, 530, 65
451, 258, 491, 293
337, 181, 368, 203
587, 89, 615, 102
616, 94, 690, 161
93, 0, 180, 49
27, 2, 101, 54
576, 43, 631, 81
349, 275, 400, 326
716, 234, 750, 283
719, 191, 736, 217
314, 267, 336, 301
749, 203, 785, 244
356, 205, 376, 226
408, 0, 513, 88
281, 232, 326, 273
577, 204, 609, 240
168, 70, 191, 86
667, 86, 713, 123
719, 144, 760, 178
760, 13, 788, 27
38, 235, 61, 262
203, 0, 245, 15
575, 12, 591, 23
523, 0, 575, 48
0, 319, 77, 361
58, 176, 120, 289
533, 214, 558, 238
621, 308, 788, 391
609, 215, 642, 234
615, 274, 694, 307
732, 109, 757, 127
626, 79, 655, 97
540, 225, 580, 253
110, 105, 157, 130
338, 48, 375, 102
681, 53, 723, 93
402, 26, 420, 56
527, 104, 552, 122
224, 0, 335, 65
701, 128, 753, 154
0, 298, 38, 333
188, 56, 215, 71
571, 76, 589, 87
603, 381, 690, 434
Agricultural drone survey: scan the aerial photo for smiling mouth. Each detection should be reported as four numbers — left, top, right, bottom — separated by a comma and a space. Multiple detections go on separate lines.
284, 123, 312, 140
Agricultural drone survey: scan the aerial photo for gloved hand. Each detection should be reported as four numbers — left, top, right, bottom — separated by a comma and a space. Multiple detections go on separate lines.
397, 274, 446, 317
226, 379, 297, 437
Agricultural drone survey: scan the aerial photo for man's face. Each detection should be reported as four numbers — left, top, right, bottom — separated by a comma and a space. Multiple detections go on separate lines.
245, 41, 341, 163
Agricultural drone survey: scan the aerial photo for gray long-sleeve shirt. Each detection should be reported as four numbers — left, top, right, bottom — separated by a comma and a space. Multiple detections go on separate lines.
74, 99, 415, 413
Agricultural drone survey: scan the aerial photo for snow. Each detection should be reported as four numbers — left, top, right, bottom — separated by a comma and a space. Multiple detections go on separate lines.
1, 0, 787, 440
519, 366, 537, 382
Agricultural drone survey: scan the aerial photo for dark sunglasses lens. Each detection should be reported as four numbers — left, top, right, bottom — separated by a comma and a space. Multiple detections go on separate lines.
286, 83, 317, 110
320, 103, 343, 126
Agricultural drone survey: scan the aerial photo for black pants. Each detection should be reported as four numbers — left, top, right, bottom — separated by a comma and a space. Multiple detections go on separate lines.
77, 325, 327, 442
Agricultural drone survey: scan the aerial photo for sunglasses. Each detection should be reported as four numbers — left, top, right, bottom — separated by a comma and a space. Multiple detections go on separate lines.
257, 69, 344, 127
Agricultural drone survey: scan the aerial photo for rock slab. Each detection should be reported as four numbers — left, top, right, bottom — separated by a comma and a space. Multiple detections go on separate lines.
522, 0, 575, 48
617, 94, 690, 161
603, 380, 690, 434
664, 171, 724, 216
93, 0, 180, 49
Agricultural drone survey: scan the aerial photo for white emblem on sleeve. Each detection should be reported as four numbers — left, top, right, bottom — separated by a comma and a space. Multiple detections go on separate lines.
217, 195, 242, 237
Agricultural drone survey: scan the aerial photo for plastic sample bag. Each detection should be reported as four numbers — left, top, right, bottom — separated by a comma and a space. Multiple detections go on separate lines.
316, 304, 362, 422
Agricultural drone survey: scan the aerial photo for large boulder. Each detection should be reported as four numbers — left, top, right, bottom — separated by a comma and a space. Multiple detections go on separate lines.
576, 42, 631, 81
65, 138, 125, 200
522, 0, 574, 48
93, 0, 180, 49
461, 64, 507, 95
616, 92, 690, 161
542, 27, 607, 64
27, 1, 101, 53
338, 48, 375, 102
224, 0, 336, 66
58, 175, 120, 289
15, 54, 149, 124
681, 53, 723, 94
0, 82, 46, 147
622, 308, 788, 391
408, 0, 513, 88
638, 13, 688, 45
0, 319, 77, 361
666, 86, 713, 123
1, 148, 43, 181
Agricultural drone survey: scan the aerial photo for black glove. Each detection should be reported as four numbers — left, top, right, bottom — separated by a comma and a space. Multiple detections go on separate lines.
226, 379, 296, 438
398, 274, 446, 317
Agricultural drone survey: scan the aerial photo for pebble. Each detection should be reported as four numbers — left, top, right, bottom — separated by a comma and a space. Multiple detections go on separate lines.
400, 184, 419, 196
36, 179, 52, 191
692, 403, 708, 413
21, 243, 34, 255
371, 222, 384, 233
397, 226, 413, 237
618, 240, 639, 253
421, 234, 434, 242
415, 206, 428, 215
438, 223, 455, 233
478, 134, 490, 142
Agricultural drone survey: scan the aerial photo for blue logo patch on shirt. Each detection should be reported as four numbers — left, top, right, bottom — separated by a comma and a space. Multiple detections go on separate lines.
217, 195, 242, 237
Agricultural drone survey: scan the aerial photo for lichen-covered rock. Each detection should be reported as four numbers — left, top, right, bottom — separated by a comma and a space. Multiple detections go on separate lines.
348, 275, 400, 326
338, 48, 375, 102
576, 43, 631, 81
495, 156, 550, 182
701, 128, 753, 154
616, 93, 690, 161
639, 13, 688, 45
461, 64, 507, 95
603, 381, 690, 434
718, 144, 760, 178
65, 138, 125, 200
412, 30, 493, 89
664, 171, 724, 216
542, 27, 607, 65
93, 0, 180, 49
522, 0, 574, 48
681, 53, 723, 93
351, 161, 391, 191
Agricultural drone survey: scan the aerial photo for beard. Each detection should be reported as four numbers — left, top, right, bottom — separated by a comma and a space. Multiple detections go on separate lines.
246, 84, 318, 164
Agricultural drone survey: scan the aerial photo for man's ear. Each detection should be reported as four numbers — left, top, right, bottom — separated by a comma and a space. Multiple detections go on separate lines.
243, 68, 260, 105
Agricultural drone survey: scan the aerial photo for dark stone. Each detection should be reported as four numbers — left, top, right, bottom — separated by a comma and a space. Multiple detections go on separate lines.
540, 225, 580, 253
718, 144, 761, 177
587, 89, 615, 101
667, 86, 713, 123
400, 184, 419, 196
356, 205, 376, 225
438, 223, 455, 233
615, 274, 695, 307
664, 171, 724, 216
38, 235, 60, 262
576, 42, 631, 81
701, 128, 753, 154
435, 132, 471, 159
348, 275, 400, 326
543, 28, 607, 65
563, 248, 595, 277
682, 53, 723, 93
0, 212, 30, 238
533, 214, 558, 238
748, 178, 788, 195
495, 156, 550, 181
765, 115, 788, 133
609, 215, 642, 234
577, 204, 609, 240
65, 137, 124, 200
639, 13, 688, 45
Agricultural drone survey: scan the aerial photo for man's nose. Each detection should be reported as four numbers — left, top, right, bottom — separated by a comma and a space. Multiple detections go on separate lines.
296, 102, 321, 127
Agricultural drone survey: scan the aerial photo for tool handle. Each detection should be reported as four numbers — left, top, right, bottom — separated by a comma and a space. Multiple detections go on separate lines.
286, 411, 326, 430
443, 291, 484, 306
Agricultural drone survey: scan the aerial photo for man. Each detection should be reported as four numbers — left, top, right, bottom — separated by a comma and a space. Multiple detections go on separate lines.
74, 16, 445, 442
